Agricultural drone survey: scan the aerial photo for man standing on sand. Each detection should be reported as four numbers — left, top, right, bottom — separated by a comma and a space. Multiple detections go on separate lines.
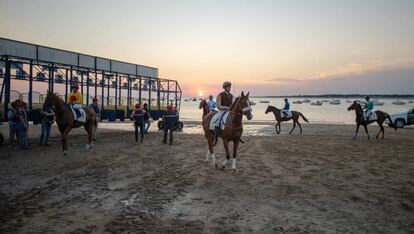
211, 81, 234, 145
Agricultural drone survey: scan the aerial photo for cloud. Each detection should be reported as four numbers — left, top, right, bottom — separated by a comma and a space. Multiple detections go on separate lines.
352, 47, 369, 55
265, 77, 304, 83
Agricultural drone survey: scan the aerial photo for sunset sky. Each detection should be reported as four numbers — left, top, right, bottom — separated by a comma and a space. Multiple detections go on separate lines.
1, 0, 413, 96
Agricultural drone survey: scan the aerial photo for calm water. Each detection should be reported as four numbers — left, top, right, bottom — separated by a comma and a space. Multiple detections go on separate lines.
179, 97, 414, 124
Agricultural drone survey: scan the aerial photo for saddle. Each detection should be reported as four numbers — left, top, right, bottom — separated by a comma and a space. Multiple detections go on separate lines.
364, 111, 377, 121
281, 110, 292, 118
70, 105, 86, 123
209, 111, 230, 130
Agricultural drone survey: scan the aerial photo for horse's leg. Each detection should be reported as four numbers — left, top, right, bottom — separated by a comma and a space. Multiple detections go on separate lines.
363, 124, 370, 140
353, 124, 360, 140
85, 122, 93, 150
276, 122, 280, 134
378, 121, 385, 140
62, 127, 72, 155
206, 134, 216, 166
297, 121, 303, 134
289, 121, 296, 134
232, 138, 240, 172
222, 139, 230, 169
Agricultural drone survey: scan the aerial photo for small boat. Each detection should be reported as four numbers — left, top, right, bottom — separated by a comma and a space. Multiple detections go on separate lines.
310, 101, 323, 106
259, 100, 270, 103
329, 100, 341, 105
373, 99, 384, 106
345, 100, 352, 103
407, 100, 414, 104
392, 100, 406, 105
293, 100, 303, 104
249, 101, 256, 105
302, 99, 311, 103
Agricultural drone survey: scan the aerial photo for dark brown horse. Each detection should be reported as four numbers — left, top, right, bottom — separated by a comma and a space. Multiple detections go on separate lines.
202, 92, 253, 172
199, 98, 209, 117
43, 92, 97, 155
347, 101, 396, 140
265, 105, 309, 134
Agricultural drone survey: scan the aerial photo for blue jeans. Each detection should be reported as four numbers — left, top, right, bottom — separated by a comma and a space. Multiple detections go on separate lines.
144, 120, 151, 133
40, 121, 52, 145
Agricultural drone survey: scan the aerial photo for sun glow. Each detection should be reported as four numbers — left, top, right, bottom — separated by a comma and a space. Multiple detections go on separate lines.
198, 91, 204, 97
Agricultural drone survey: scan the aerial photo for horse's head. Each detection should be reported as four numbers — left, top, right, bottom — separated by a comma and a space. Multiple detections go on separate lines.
347, 101, 360, 111
265, 105, 272, 114
43, 92, 62, 111
199, 98, 207, 110
234, 91, 253, 120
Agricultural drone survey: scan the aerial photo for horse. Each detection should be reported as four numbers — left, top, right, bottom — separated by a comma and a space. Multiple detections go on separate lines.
199, 98, 209, 117
202, 92, 253, 172
265, 105, 309, 134
43, 92, 97, 155
347, 101, 396, 140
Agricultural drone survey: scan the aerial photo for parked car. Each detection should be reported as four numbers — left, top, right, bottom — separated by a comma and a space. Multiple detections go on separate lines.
386, 108, 414, 128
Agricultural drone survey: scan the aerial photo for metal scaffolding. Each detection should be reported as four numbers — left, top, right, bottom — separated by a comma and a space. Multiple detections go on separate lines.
0, 37, 182, 121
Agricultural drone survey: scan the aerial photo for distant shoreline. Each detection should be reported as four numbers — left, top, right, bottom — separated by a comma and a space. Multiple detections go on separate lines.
250, 94, 414, 98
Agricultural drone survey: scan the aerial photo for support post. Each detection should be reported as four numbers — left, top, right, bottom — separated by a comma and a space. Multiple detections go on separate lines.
28, 60, 33, 110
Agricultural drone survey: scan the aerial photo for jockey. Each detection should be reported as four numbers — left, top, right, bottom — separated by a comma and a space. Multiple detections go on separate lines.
207, 95, 217, 112
68, 83, 83, 105
281, 98, 290, 118
212, 81, 234, 145
363, 96, 374, 121
69, 95, 82, 118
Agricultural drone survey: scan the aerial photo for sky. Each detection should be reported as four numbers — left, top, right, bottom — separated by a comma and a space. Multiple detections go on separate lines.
1, 0, 414, 96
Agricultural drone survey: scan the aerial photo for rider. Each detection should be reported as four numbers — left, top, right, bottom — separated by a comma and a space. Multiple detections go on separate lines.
363, 96, 374, 121
212, 81, 234, 145
207, 95, 217, 112
68, 83, 83, 118
281, 98, 290, 118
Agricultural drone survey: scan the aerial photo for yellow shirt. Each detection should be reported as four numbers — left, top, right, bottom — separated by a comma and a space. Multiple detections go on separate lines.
68, 91, 83, 104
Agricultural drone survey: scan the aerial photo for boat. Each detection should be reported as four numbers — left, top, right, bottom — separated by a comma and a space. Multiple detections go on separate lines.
249, 101, 256, 105
302, 99, 311, 103
345, 100, 352, 103
408, 100, 414, 104
321, 99, 329, 103
329, 99, 341, 105
310, 101, 323, 106
259, 100, 270, 103
392, 100, 406, 105
373, 99, 384, 106
293, 100, 303, 104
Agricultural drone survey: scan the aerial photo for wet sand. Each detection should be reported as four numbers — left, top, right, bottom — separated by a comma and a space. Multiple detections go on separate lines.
0, 123, 413, 233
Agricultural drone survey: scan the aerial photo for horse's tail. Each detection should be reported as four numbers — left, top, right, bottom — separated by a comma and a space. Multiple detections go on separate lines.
386, 113, 397, 131
299, 112, 309, 123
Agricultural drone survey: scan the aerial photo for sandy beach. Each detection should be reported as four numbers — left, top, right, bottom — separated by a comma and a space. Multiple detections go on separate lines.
0, 122, 413, 233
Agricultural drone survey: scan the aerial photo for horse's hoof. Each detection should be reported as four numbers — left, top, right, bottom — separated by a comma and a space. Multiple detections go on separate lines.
63, 151, 67, 156
221, 165, 225, 170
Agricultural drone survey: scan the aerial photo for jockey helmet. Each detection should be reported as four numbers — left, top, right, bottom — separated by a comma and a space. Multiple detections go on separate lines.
72, 83, 79, 90
365, 96, 370, 100
18, 100, 26, 107
92, 97, 98, 102
135, 103, 141, 109
222, 81, 231, 88
70, 95, 77, 102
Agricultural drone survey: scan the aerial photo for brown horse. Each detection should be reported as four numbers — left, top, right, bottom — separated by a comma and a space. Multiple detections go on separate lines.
265, 105, 309, 134
199, 98, 209, 117
202, 92, 253, 172
43, 92, 97, 155
347, 101, 396, 140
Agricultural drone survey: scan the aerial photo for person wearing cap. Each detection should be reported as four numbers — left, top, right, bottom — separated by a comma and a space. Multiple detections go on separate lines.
68, 83, 83, 105
162, 105, 177, 145
15, 99, 30, 150
207, 95, 217, 113
130, 103, 145, 143
281, 98, 290, 118
88, 97, 100, 118
211, 81, 234, 145
363, 96, 374, 121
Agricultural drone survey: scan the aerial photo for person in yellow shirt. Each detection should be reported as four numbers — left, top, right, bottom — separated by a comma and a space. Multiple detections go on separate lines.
68, 83, 83, 105
68, 83, 83, 119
